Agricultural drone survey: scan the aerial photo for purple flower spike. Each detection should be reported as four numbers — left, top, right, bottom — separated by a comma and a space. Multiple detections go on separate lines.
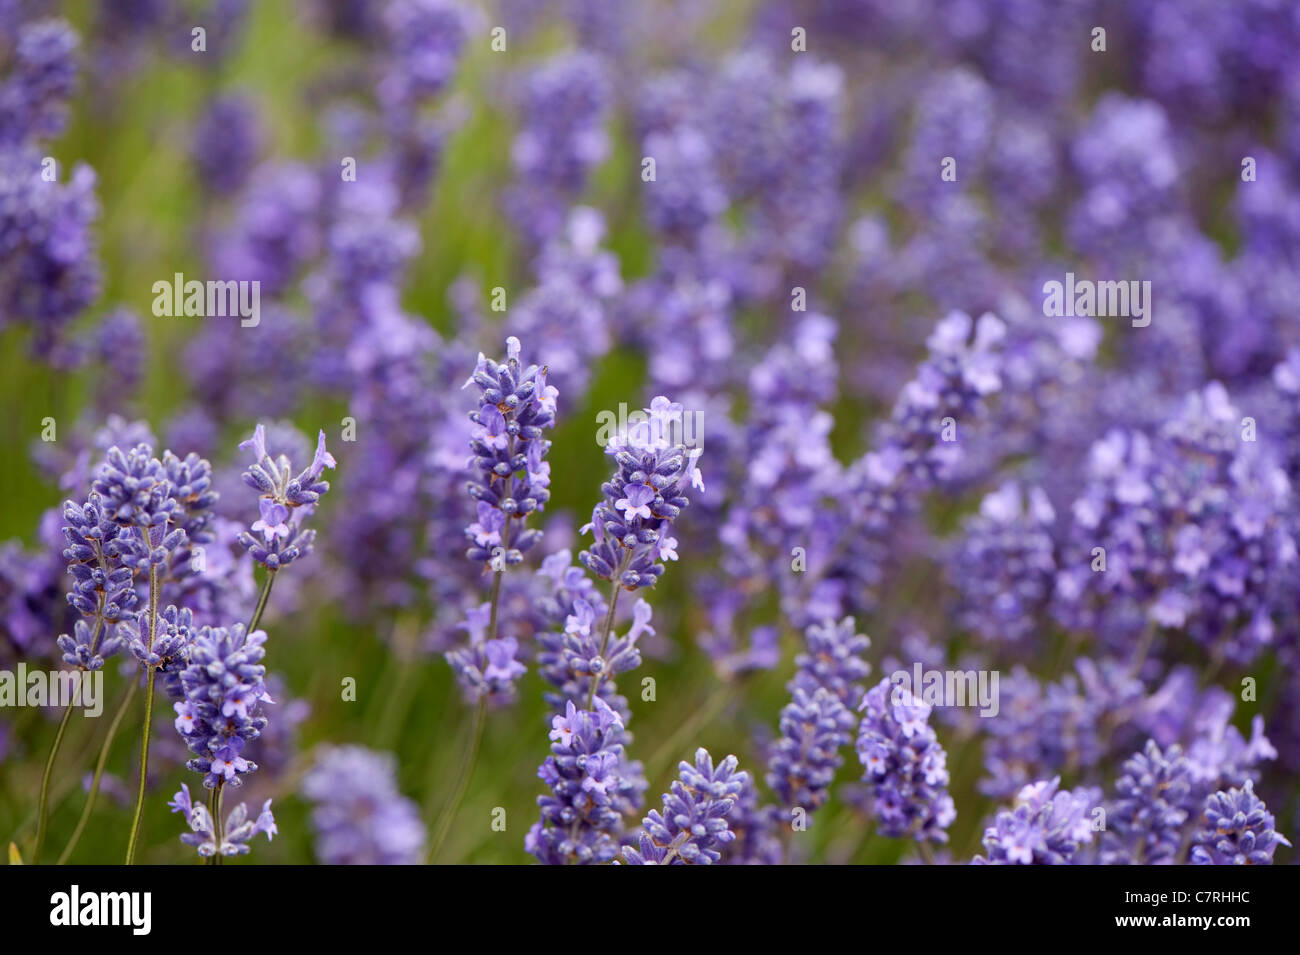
974, 777, 1101, 865
579, 395, 702, 590
1191, 781, 1291, 865
462, 337, 556, 567
169, 783, 276, 858
856, 679, 956, 843
236, 422, 335, 570
622, 749, 749, 865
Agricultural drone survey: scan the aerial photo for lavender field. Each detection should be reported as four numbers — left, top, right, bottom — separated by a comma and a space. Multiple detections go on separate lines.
1, 0, 1298, 869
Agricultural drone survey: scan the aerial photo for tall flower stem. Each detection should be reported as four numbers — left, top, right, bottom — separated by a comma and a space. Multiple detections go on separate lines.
426, 697, 485, 863
57, 679, 137, 864
426, 519, 512, 864
34, 615, 103, 861
34, 694, 77, 863
209, 783, 224, 866
584, 559, 629, 710
124, 563, 160, 865
248, 569, 277, 632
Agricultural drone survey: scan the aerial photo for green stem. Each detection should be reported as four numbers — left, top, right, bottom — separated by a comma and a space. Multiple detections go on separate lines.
425, 698, 485, 863
1127, 623, 1158, 678
124, 563, 160, 865
645, 682, 737, 785
35, 614, 104, 861
209, 784, 224, 865
34, 698, 78, 863
423, 515, 513, 863
248, 570, 276, 632
124, 668, 156, 865
584, 571, 626, 710
57, 679, 137, 865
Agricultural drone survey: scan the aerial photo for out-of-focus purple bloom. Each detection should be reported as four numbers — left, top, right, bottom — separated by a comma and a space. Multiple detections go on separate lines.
191, 94, 263, 196
377, 0, 474, 109
302, 745, 426, 865
506, 52, 610, 247
1055, 383, 1296, 664
947, 481, 1056, 644
0, 144, 101, 357
0, 18, 79, 144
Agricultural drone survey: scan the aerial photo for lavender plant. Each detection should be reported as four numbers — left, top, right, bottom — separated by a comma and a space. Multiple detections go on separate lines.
7, 0, 1300, 875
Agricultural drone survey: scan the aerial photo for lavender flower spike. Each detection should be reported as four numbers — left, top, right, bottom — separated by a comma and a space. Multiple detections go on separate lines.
168, 783, 276, 858
526, 697, 645, 865
856, 678, 956, 843
1191, 781, 1291, 865
974, 777, 1100, 865
174, 623, 271, 789
445, 601, 527, 707
580, 396, 702, 589
622, 749, 748, 865
766, 686, 853, 814
463, 336, 556, 567
236, 424, 335, 569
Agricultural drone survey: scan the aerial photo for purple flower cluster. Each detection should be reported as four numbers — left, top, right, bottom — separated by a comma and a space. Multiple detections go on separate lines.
1191, 781, 1291, 865
0, 18, 80, 143
537, 581, 651, 722
506, 52, 610, 247
0, 18, 99, 357
173, 623, 270, 789
58, 493, 140, 667
526, 698, 646, 865
1054, 383, 1296, 663
764, 618, 872, 826
236, 424, 336, 570
168, 782, 276, 859
765, 687, 852, 815
974, 777, 1100, 865
444, 601, 526, 708
947, 482, 1056, 644
855, 679, 957, 843
622, 749, 748, 865
462, 337, 556, 568
1101, 740, 1191, 864
857, 311, 1006, 519
302, 745, 426, 865
579, 397, 703, 590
